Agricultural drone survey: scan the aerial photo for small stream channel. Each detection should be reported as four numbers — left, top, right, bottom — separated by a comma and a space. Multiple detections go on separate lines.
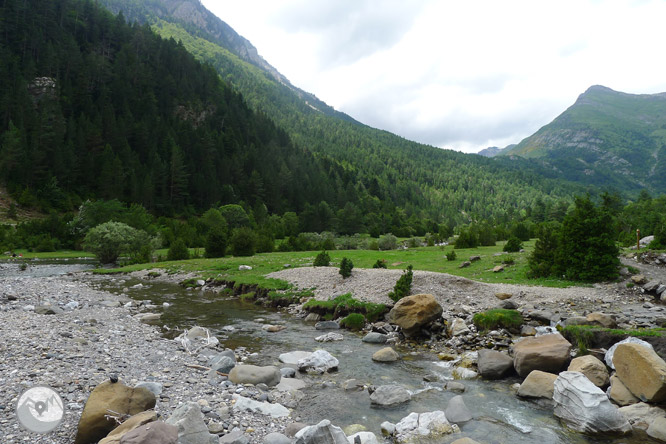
6, 261, 659, 444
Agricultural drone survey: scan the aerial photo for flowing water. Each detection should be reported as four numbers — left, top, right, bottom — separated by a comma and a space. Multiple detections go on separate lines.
8, 262, 658, 444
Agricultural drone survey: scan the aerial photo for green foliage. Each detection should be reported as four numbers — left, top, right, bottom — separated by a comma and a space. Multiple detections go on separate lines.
205, 226, 227, 258
503, 236, 523, 253
230, 227, 257, 257
446, 250, 457, 261
455, 228, 479, 249
378, 234, 397, 250
528, 222, 561, 278
167, 238, 189, 261
340, 313, 366, 330
313, 251, 331, 267
302, 293, 387, 322
372, 259, 387, 269
472, 309, 523, 331
83, 221, 155, 264
388, 265, 413, 302
339, 257, 354, 278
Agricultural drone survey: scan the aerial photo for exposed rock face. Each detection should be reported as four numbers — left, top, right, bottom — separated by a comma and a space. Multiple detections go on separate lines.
294, 419, 348, 444
608, 374, 639, 406
477, 349, 514, 379
567, 355, 609, 387
517, 370, 558, 399
553, 372, 631, 434
75, 380, 156, 444
298, 349, 339, 373
605, 337, 653, 370
369, 385, 411, 407
228, 365, 281, 387
613, 342, 666, 402
512, 333, 572, 377
372, 347, 400, 362
165, 401, 218, 444
388, 294, 443, 337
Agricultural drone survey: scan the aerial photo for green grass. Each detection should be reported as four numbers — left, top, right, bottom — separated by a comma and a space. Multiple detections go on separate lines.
5, 250, 95, 259
303, 293, 388, 322
559, 325, 666, 354
340, 313, 366, 330
472, 309, 524, 331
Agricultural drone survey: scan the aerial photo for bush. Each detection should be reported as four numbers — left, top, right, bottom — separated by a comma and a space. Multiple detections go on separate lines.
340, 313, 366, 330
167, 238, 189, 261
528, 222, 560, 277
378, 234, 398, 250
205, 226, 227, 258
388, 265, 413, 302
339, 257, 354, 278
503, 236, 522, 253
230, 227, 257, 257
455, 228, 478, 249
320, 237, 336, 251
255, 233, 275, 253
446, 250, 456, 261
373, 259, 387, 269
313, 251, 331, 267
472, 309, 523, 331
83, 221, 155, 264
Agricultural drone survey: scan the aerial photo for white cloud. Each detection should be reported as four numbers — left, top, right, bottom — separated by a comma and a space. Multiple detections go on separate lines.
204, 0, 666, 153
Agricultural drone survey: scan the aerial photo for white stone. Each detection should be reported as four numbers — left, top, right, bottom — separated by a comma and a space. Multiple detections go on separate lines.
232, 394, 289, 418
297, 349, 339, 373
347, 432, 380, 444
279, 351, 312, 365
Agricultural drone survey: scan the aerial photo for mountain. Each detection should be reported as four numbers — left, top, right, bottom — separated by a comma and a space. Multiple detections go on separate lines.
502, 85, 666, 193
477, 145, 514, 158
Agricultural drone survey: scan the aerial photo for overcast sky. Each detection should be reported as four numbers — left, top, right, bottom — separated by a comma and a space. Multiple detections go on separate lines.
201, 0, 666, 153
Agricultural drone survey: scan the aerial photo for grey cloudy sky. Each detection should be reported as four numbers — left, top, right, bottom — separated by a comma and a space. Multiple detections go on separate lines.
202, 0, 666, 153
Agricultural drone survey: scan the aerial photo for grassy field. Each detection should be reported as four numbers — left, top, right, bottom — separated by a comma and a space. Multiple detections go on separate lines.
3, 249, 95, 259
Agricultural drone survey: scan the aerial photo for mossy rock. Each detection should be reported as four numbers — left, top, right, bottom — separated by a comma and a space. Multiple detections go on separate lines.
340, 313, 366, 330
472, 309, 523, 331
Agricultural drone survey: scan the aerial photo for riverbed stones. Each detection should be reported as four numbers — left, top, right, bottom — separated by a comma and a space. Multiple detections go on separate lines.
208, 351, 236, 373
447, 318, 470, 337
228, 365, 281, 387
232, 394, 290, 418
605, 336, 653, 370
315, 332, 343, 342
517, 370, 558, 399
567, 355, 609, 387
512, 333, 572, 377
315, 320, 340, 330
369, 385, 411, 406
613, 342, 666, 402
362, 332, 388, 343
165, 401, 218, 444
553, 371, 631, 435
347, 431, 380, 444
585, 312, 617, 329
119, 421, 178, 444
632, 274, 647, 285
387, 294, 443, 337
297, 349, 339, 373
294, 419, 348, 444
264, 432, 291, 444
451, 439, 481, 444
75, 380, 157, 444
372, 347, 399, 362
608, 374, 639, 406
98, 411, 157, 444
219, 430, 249, 444
495, 292, 512, 300
276, 378, 307, 392
393, 411, 458, 443
279, 351, 312, 365
618, 402, 666, 430
477, 349, 514, 379
445, 395, 472, 423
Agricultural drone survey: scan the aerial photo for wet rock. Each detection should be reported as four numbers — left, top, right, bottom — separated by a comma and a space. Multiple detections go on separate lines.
445, 395, 472, 423
369, 385, 411, 406
517, 370, 557, 399
393, 411, 458, 443
280, 367, 296, 378
362, 332, 388, 344
165, 401, 218, 444
228, 365, 281, 387
477, 349, 513, 379
264, 325, 286, 332
567, 355, 609, 388
304, 313, 321, 322
98, 411, 157, 444
315, 321, 340, 330
298, 349, 339, 374
553, 371, 631, 434
451, 439, 481, 444
232, 394, 289, 418
512, 333, 572, 377
294, 419, 348, 444
608, 374, 639, 406
613, 342, 666, 402
372, 347, 399, 362
605, 337, 653, 370
380, 421, 395, 436
520, 325, 537, 336
444, 381, 466, 393
315, 332, 343, 342
388, 294, 443, 337
279, 351, 313, 365
118, 421, 178, 444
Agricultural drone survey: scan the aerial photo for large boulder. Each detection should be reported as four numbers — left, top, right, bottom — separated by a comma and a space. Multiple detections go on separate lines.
388, 294, 443, 337
553, 371, 631, 434
393, 411, 459, 444
369, 385, 411, 407
118, 421, 177, 444
618, 402, 666, 430
613, 342, 666, 402
608, 374, 639, 406
279, 351, 312, 365
477, 349, 514, 379
512, 333, 572, 378
75, 380, 156, 444
517, 370, 558, 399
585, 312, 617, 328
605, 337, 653, 370
362, 332, 388, 344
99, 411, 157, 444
228, 365, 281, 387
567, 355, 609, 388
165, 401, 218, 444
298, 349, 339, 374
294, 420, 348, 444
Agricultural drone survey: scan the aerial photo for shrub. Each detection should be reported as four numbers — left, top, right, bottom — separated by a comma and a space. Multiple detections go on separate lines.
313, 251, 331, 267
388, 265, 413, 302
205, 226, 227, 258
167, 238, 189, 261
340, 313, 366, 330
339, 257, 353, 278
503, 236, 522, 253
255, 233, 275, 253
320, 237, 336, 251
230, 227, 257, 257
446, 250, 456, 261
303, 293, 388, 322
83, 221, 155, 264
528, 222, 560, 278
502, 255, 515, 265
472, 309, 523, 331
455, 228, 478, 249
373, 259, 388, 269
378, 234, 398, 250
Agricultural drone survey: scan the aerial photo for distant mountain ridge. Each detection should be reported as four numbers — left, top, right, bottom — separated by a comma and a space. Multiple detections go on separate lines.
502, 85, 666, 193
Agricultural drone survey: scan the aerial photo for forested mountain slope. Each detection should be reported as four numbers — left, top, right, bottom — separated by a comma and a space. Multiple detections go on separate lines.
503, 85, 666, 193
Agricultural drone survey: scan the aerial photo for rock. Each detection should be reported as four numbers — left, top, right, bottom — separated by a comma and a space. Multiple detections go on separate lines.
372, 347, 399, 362
118, 421, 178, 444
362, 332, 388, 344
520, 325, 537, 336
347, 432, 380, 444
232, 394, 290, 418
492, 265, 504, 273
238, 265, 252, 270
585, 312, 617, 328
445, 395, 472, 423
469, 255, 481, 262
613, 342, 666, 402
315, 332, 344, 342
275, 378, 307, 392
219, 430, 249, 444
279, 351, 313, 365
608, 374, 639, 406
444, 381, 466, 393
369, 385, 411, 406
165, 402, 218, 444
561, 316, 588, 327
134, 313, 161, 323
263, 324, 286, 332
451, 439, 481, 444
35, 305, 63, 315
388, 294, 443, 337
452, 367, 478, 380
644, 281, 661, 293
315, 321, 340, 330
648, 417, 666, 441
495, 292, 512, 300
512, 333, 572, 377
567, 355, 609, 388
553, 371, 631, 434
98, 411, 157, 444
134, 382, 163, 397
477, 349, 513, 379
605, 337, 654, 370
380, 421, 395, 436
263, 432, 291, 444
285, 422, 309, 437
298, 349, 339, 374
280, 368, 296, 378
75, 380, 156, 444
64, 300, 80, 310
394, 411, 458, 443
458, 261, 471, 268
343, 424, 366, 436
304, 313, 321, 322
186, 326, 212, 340
228, 365, 281, 387
618, 402, 666, 430
294, 420, 348, 444
208, 353, 236, 374
631, 274, 647, 285
517, 370, 558, 399
447, 318, 470, 337
342, 379, 363, 391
